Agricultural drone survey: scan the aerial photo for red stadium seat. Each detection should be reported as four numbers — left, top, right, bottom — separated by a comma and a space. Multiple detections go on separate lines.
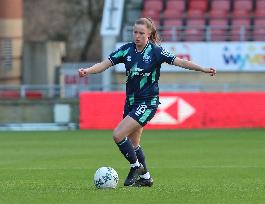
230, 18, 251, 41
208, 10, 228, 19
208, 19, 229, 41
184, 18, 205, 41
25, 91, 43, 99
253, 19, 265, 40
186, 18, 205, 26
184, 29, 205, 41
188, 0, 208, 12
253, 18, 265, 36
231, 18, 251, 28
141, 9, 160, 22
209, 30, 227, 41
0, 91, 20, 99
144, 0, 163, 12
187, 9, 205, 18
211, 0, 231, 12
166, 0, 185, 12
164, 19, 183, 27
163, 9, 183, 19
256, 0, 265, 9
254, 9, 265, 18
252, 28, 265, 41
254, 18, 265, 26
253, 0, 265, 41
162, 19, 183, 41
234, 0, 253, 12
232, 10, 250, 18
209, 19, 228, 27
161, 29, 180, 41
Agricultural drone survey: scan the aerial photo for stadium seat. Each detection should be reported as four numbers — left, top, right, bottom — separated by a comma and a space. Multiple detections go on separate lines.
161, 29, 180, 41
25, 91, 43, 99
208, 10, 228, 19
208, 19, 228, 41
252, 28, 265, 41
230, 18, 251, 41
254, 0, 265, 18
166, 0, 186, 12
163, 9, 183, 19
253, 18, 265, 40
232, 10, 250, 18
186, 18, 205, 27
233, 0, 253, 12
187, 9, 205, 18
162, 19, 183, 41
141, 9, 160, 22
256, 0, 265, 9
163, 19, 183, 27
188, 0, 208, 12
254, 9, 265, 18
144, 0, 164, 12
211, 0, 231, 12
253, 28, 265, 40
184, 29, 205, 41
152, 19, 161, 27
184, 18, 205, 41
0, 91, 20, 99
254, 18, 265, 26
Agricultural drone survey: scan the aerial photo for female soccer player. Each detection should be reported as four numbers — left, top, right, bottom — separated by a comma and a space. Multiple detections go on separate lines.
79, 17, 216, 187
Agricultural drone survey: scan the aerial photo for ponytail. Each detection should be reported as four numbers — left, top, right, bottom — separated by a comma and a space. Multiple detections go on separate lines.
135, 17, 161, 45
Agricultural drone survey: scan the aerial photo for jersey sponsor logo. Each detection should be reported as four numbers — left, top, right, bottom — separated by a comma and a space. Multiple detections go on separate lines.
133, 67, 143, 72
129, 65, 150, 77
130, 71, 151, 77
135, 104, 147, 116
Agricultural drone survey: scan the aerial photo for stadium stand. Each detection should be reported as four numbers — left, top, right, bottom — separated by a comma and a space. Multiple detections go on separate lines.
230, 18, 252, 41
137, 0, 265, 42
162, 19, 183, 41
185, 18, 205, 41
233, 0, 253, 12
253, 0, 265, 40
253, 18, 265, 40
211, 0, 231, 12
208, 19, 229, 41
141, 0, 164, 23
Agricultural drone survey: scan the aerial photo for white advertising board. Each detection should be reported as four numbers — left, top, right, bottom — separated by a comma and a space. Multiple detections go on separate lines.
113, 42, 265, 72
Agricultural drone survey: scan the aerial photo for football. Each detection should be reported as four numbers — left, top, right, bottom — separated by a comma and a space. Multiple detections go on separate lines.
93, 167, 119, 189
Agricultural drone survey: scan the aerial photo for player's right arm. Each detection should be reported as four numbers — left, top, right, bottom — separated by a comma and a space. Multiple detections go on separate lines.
79, 59, 112, 77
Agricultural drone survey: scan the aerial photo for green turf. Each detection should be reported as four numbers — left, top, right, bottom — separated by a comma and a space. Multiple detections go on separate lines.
0, 129, 265, 204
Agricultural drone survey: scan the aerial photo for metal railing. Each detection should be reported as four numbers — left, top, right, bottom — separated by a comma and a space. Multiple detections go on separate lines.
123, 25, 255, 42
0, 83, 265, 99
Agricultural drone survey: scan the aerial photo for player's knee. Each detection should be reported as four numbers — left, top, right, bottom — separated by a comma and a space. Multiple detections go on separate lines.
112, 128, 123, 143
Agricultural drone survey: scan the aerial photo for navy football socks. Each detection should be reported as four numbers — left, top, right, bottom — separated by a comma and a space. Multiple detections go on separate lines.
135, 146, 148, 173
116, 137, 138, 165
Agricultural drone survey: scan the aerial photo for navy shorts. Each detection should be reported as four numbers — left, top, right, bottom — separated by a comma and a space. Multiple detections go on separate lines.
123, 103, 158, 127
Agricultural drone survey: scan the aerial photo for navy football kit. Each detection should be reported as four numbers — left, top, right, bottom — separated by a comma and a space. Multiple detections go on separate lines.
109, 41, 176, 126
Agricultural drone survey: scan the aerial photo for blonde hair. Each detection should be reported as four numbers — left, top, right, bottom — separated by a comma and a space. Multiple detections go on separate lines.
134, 17, 161, 45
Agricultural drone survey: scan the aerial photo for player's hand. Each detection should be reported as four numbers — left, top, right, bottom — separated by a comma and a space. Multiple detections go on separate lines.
204, 68, 216, 76
79, 68, 89, 77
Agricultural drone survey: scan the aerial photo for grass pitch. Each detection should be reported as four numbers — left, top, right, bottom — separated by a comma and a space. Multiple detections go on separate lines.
0, 129, 265, 204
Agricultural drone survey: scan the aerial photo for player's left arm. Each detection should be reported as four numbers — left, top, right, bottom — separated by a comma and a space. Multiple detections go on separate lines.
173, 57, 216, 76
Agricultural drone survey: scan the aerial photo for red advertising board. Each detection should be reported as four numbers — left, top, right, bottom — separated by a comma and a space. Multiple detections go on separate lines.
80, 92, 265, 129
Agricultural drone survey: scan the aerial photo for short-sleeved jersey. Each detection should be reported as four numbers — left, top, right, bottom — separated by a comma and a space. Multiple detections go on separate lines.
108, 41, 176, 106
